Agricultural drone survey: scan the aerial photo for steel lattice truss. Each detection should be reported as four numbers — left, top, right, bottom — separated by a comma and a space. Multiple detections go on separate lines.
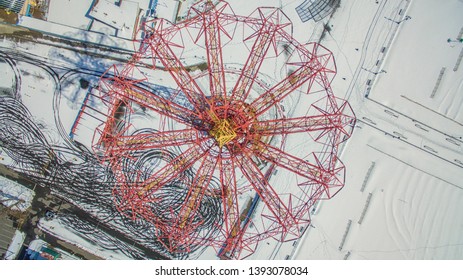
92, 0, 355, 259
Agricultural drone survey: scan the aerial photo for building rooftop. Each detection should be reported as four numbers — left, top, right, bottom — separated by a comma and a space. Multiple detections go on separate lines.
89, 0, 140, 39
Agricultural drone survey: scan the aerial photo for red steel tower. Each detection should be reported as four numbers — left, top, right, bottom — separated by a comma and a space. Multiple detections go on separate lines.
93, 0, 355, 259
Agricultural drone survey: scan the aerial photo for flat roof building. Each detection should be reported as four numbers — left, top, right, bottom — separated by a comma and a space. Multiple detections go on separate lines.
89, 0, 141, 40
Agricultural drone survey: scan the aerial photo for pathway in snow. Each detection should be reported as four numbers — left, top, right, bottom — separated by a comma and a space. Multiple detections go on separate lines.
293, 0, 463, 260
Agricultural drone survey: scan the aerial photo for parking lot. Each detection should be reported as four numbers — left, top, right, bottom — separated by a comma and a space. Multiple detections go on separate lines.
0, 211, 16, 258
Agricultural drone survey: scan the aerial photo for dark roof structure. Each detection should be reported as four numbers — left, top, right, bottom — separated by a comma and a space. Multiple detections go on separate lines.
0, 0, 26, 14
296, 0, 340, 22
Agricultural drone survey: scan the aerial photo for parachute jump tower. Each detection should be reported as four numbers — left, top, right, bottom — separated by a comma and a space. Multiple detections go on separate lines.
93, 0, 355, 259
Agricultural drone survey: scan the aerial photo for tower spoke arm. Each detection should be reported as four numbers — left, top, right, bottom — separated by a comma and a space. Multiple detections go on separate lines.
251, 60, 322, 117
149, 32, 210, 113
253, 114, 340, 135
236, 153, 297, 230
110, 81, 201, 127
111, 128, 203, 152
230, 24, 279, 103
177, 151, 219, 229
139, 143, 212, 196
218, 154, 242, 249
251, 141, 329, 184
203, 11, 227, 101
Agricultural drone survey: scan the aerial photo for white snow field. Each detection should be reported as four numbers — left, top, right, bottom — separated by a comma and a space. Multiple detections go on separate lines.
0, 176, 35, 212
290, 0, 463, 260
1, 0, 462, 260
47, 0, 94, 30
39, 217, 134, 260
3, 230, 26, 260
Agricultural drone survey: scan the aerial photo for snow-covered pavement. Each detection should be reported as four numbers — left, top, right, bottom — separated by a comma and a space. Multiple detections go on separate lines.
290, 0, 463, 260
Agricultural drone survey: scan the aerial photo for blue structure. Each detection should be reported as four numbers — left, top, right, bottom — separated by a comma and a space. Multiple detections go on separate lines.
148, 0, 159, 16
24, 4, 32, 16
296, 0, 340, 22
24, 246, 60, 260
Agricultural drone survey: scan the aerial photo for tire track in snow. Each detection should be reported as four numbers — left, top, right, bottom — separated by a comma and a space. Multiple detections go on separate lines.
367, 145, 463, 259
344, 0, 387, 101
367, 144, 463, 190
387, 166, 413, 258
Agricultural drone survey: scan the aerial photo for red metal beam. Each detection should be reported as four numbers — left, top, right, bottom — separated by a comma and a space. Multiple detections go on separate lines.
111, 128, 203, 152
229, 10, 287, 103
252, 114, 340, 135
146, 20, 212, 114
236, 153, 298, 231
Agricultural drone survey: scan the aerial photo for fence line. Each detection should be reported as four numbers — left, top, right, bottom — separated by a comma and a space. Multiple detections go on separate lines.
338, 219, 352, 251
358, 193, 373, 225
360, 162, 375, 192
453, 47, 463, 72
430, 67, 446, 98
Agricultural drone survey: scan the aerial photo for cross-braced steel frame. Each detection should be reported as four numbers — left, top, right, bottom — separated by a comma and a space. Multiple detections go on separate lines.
92, 0, 355, 259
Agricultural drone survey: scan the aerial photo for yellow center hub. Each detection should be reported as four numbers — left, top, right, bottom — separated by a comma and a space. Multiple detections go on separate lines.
209, 118, 237, 148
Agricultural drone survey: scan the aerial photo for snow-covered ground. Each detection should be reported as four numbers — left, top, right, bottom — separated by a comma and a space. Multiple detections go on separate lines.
4, 230, 25, 260
47, 0, 94, 29
372, 0, 463, 125
0, 60, 15, 90
39, 217, 133, 260
289, 0, 463, 260
0, 176, 35, 212
1, 0, 462, 260
47, 0, 152, 31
